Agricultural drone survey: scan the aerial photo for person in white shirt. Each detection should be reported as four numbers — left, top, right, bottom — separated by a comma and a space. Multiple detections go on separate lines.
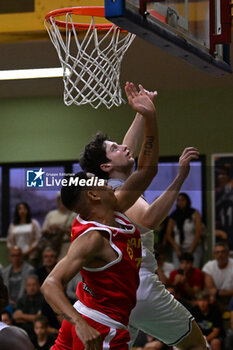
7, 202, 41, 262
42, 192, 76, 260
202, 241, 233, 313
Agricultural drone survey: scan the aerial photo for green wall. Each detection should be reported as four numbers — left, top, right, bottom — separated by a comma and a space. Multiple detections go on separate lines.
0, 85, 232, 265
0, 86, 232, 163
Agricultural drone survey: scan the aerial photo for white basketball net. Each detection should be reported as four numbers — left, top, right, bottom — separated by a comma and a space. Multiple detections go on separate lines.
45, 13, 135, 109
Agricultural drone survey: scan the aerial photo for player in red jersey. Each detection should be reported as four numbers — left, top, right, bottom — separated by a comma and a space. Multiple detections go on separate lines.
41, 82, 159, 350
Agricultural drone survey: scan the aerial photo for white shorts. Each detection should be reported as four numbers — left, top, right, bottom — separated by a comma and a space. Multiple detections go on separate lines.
129, 270, 194, 347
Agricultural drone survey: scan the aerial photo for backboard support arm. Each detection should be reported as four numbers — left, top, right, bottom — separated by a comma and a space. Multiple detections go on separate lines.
209, 0, 232, 55
139, 0, 165, 17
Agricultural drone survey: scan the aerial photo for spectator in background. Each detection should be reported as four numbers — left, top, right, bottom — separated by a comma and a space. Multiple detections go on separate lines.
169, 252, 204, 302
7, 202, 41, 264
202, 241, 233, 313
65, 272, 82, 304
191, 290, 223, 350
215, 162, 233, 251
35, 247, 60, 335
155, 245, 175, 286
2, 247, 34, 309
32, 315, 55, 350
134, 330, 170, 350
13, 275, 44, 340
166, 283, 192, 312
224, 296, 233, 350
165, 193, 203, 268
40, 192, 76, 260
35, 247, 57, 286
1, 310, 14, 325
0, 275, 35, 350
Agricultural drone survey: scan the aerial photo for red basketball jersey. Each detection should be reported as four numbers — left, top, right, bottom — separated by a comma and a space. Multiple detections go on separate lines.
71, 212, 142, 326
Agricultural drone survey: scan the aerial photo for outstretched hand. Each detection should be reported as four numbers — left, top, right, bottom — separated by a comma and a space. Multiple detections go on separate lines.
178, 147, 200, 180
125, 82, 156, 118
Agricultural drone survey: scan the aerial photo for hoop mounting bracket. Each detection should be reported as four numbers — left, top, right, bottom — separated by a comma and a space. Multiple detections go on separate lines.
139, 0, 165, 17
209, 0, 232, 55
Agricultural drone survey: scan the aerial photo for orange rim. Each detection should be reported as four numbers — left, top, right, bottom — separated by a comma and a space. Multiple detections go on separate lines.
45, 6, 114, 30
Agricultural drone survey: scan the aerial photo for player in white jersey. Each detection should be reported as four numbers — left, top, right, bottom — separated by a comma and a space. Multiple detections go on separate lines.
80, 82, 206, 350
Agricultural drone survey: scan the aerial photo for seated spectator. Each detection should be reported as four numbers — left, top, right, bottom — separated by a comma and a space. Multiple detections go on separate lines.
1, 310, 13, 325
2, 247, 34, 309
165, 193, 203, 268
40, 192, 76, 260
35, 247, 60, 335
40, 302, 60, 337
169, 252, 204, 301
191, 290, 223, 350
13, 275, 44, 340
156, 245, 175, 285
224, 297, 233, 350
202, 241, 233, 313
32, 315, 55, 350
166, 284, 192, 312
35, 247, 57, 286
65, 272, 82, 304
7, 202, 41, 264
0, 275, 35, 350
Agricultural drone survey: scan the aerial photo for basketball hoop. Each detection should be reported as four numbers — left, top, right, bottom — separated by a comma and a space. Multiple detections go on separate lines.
45, 7, 135, 109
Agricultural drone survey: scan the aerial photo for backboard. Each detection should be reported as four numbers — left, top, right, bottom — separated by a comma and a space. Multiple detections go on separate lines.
105, 0, 233, 77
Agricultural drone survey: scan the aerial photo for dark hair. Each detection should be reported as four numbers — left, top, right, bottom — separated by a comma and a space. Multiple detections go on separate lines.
178, 252, 194, 262
34, 315, 48, 327
79, 132, 110, 179
42, 246, 57, 256
13, 202, 32, 225
170, 193, 195, 245
1, 310, 12, 320
215, 241, 229, 251
178, 193, 191, 207
61, 171, 89, 211
26, 274, 40, 284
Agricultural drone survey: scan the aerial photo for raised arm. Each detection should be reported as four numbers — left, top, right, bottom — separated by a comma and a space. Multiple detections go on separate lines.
116, 82, 159, 212
122, 87, 157, 158
40, 231, 104, 350
123, 147, 200, 230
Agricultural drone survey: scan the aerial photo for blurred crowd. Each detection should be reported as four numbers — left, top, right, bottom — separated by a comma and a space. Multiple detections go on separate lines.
0, 192, 232, 350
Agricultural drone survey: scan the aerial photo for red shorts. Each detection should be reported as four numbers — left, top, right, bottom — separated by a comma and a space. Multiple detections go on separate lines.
52, 316, 130, 350
52, 319, 72, 350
